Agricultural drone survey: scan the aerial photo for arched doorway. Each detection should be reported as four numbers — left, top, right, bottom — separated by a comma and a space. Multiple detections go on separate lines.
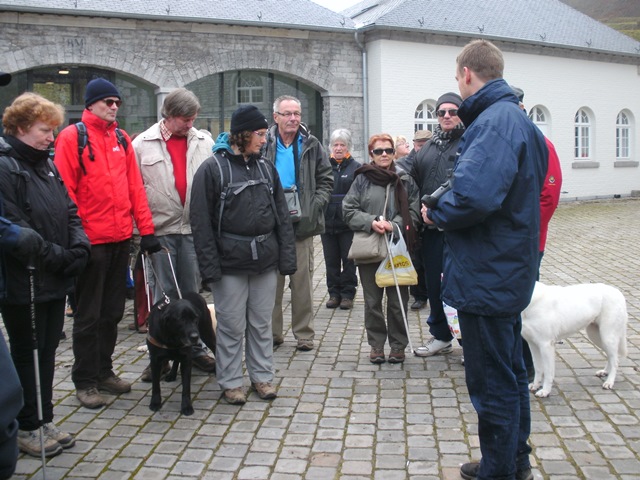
0, 66, 156, 135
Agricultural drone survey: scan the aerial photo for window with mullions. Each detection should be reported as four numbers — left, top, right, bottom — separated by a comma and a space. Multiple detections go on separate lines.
415, 101, 437, 133
616, 111, 630, 159
529, 105, 550, 137
236, 72, 264, 104
574, 109, 591, 159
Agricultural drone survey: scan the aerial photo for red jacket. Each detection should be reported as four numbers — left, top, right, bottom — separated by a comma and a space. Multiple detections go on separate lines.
54, 110, 154, 245
540, 137, 563, 251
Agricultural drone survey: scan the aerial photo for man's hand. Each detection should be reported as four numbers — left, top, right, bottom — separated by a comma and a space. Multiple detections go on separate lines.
140, 234, 162, 254
421, 205, 434, 225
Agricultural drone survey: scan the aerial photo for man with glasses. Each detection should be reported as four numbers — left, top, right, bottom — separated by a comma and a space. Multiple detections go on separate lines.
55, 78, 161, 409
264, 95, 333, 351
412, 92, 465, 357
133, 88, 216, 380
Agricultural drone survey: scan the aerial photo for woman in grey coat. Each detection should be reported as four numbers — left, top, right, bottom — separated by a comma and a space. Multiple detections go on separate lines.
342, 133, 420, 364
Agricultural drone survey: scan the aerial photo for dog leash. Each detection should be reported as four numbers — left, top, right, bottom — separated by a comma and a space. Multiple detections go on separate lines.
142, 247, 182, 304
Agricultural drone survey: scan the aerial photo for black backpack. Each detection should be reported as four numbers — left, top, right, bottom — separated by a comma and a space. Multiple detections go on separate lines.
74, 122, 129, 175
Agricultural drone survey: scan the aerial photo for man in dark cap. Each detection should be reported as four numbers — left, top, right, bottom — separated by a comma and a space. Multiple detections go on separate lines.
412, 91, 465, 357
264, 95, 333, 352
54, 78, 161, 409
0, 71, 11, 87
190, 104, 296, 404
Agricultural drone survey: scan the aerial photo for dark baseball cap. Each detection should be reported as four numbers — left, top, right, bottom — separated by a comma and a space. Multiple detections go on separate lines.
0, 71, 11, 86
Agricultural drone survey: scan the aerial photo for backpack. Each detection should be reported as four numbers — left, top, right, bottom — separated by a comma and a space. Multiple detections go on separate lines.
74, 121, 129, 175
212, 151, 280, 237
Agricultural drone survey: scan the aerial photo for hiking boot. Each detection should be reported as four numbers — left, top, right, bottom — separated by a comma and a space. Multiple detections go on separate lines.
223, 387, 246, 405
414, 337, 453, 357
411, 299, 427, 310
76, 387, 106, 409
326, 296, 340, 309
43, 422, 75, 449
97, 375, 131, 394
17, 429, 63, 458
140, 360, 171, 382
460, 462, 533, 480
296, 339, 314, 351
193, 355, 216, 373
387, 348, 406, 364
369, 347, 385, 364
339, 298, 353, 310
252, 382, 277, 400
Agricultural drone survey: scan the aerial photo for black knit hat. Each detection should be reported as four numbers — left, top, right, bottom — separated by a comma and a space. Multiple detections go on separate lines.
84, 78, 121, 108
230, 105, 268, 135
0, 71, 11, 87
436, 92, 462, 111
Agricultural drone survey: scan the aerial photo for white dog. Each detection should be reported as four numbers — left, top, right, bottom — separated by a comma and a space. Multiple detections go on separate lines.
521, 282, 628, 398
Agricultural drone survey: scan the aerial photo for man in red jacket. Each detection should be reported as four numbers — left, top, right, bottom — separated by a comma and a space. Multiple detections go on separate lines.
54, 78, 161, 409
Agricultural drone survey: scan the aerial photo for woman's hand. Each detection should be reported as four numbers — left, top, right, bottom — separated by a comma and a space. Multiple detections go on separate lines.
371, 218, 393, 234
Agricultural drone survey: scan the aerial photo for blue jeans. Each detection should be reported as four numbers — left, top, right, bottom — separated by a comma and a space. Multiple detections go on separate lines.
458, 311, 531, 479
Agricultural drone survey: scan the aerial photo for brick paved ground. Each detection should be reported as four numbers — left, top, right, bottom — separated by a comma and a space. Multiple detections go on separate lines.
4, 198, 640, 480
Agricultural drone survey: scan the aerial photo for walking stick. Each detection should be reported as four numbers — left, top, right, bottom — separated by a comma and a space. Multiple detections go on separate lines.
27, 264, 47, 478
383, 227, 416, 354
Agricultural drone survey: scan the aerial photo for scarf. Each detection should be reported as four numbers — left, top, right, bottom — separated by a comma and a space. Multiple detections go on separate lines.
430, 123, 465, 150
3, 135, 51, 164
354, 162, 417, 252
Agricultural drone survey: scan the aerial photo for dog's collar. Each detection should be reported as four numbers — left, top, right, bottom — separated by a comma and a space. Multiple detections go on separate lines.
147, 334, 170, 350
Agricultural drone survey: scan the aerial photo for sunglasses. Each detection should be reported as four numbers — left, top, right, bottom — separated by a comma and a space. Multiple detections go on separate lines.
437, 108, 458, 117
371, 148, 395, 156
102, 98, 122, 107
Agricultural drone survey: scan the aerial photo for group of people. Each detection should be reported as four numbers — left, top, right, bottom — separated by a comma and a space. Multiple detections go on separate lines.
0, 36, 559, 480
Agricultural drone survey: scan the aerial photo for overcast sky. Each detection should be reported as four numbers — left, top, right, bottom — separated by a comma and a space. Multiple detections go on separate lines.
312, 0, 361, 13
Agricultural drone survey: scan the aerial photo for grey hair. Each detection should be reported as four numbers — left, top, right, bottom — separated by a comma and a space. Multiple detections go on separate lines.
161, 88, 200, 119
330, 128, 352, 151
273, 95, 301, 114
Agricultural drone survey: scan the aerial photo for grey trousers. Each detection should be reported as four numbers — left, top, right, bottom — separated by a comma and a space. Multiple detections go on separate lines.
358, 262, 409, 351
211, 270, 277, 390
272, 236, 314, 341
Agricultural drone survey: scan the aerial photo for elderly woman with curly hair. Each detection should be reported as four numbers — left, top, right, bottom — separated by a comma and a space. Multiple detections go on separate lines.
342, 133, 420, 364
0, 92, 90, 458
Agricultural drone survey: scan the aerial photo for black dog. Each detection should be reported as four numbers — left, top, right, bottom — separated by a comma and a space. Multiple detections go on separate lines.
147, 291, 216, 415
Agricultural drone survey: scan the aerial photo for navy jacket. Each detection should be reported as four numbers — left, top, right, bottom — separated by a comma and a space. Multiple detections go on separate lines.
323, 156, 361, 235
429, 79, 548, 316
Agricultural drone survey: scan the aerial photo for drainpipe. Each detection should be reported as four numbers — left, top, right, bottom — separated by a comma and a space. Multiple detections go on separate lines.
354, 29, 368, 161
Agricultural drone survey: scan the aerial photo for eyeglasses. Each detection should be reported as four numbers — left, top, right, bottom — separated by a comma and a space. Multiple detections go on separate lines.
253, 131, 267, 138
275, 111, 302, 118
371, 148, 395, 156
102, 99, 122, 108
437, 108, 458, 117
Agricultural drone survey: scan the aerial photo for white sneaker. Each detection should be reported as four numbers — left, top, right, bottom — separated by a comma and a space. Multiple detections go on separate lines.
17, 429, 63, 458
43, 422, 76, 449
414, 337, 453, 357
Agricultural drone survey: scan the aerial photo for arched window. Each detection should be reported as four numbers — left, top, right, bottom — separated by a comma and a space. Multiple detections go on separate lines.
415, 101, 437, 133
574, 109, 591, 159
236, 72, 264, 104
616, 111, 630, 159
529, 105, 550, 137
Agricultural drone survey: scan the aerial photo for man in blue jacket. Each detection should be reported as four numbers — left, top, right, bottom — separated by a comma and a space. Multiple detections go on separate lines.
423, 40, 547, 480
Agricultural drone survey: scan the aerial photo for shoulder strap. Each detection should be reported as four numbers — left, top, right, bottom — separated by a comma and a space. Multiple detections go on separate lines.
3, 156, 32, 217
115, 128, 129, 152
74, 122, 89, 175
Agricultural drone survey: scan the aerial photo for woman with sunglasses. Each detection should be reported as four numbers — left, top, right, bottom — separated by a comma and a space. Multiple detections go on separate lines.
0, 93, 90, 457
343, 134, 420, 364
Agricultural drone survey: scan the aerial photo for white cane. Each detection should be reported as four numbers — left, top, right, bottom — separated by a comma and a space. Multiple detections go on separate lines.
383, 226, 415, 354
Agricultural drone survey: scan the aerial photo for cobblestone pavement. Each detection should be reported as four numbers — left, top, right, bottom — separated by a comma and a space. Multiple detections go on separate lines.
4, 198, 640, 480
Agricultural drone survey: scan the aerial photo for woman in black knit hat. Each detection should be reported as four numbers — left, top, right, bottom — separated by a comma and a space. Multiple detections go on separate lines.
190, 105, 297, 405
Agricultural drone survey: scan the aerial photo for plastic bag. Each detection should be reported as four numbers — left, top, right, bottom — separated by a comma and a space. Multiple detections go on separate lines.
375, 233, 418, 287
443, 301, 461, 340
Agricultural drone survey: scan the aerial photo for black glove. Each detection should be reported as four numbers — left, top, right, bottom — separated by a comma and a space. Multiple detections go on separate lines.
60, 247, 89, 277
13, 227, 44, 258
140, 234, 162, 254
